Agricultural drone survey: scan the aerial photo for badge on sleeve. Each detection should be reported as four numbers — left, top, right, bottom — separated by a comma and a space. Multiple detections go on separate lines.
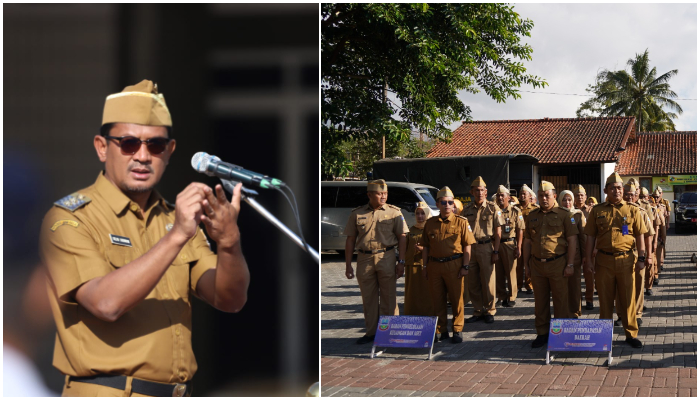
51, 220, 79, 231
518, 215, 523, 221
571, 217, 576, 225
109, 234, 133, 247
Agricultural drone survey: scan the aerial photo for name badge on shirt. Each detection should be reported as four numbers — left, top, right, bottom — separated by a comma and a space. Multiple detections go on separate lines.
109, 234, 133, 247
622, 217, 629, 235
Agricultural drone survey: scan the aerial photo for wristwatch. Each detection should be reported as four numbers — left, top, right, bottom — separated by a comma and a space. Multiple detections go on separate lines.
566, 264, 574, 268
398, 259, 405, 264
492, 250, 499, 255
638, 256, 646, 262
462, 265, 469, 270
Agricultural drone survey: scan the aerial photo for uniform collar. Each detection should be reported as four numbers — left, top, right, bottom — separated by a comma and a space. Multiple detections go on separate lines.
366, 202, 386, 211
95, 172, 168, 215
439, 213, 455, 222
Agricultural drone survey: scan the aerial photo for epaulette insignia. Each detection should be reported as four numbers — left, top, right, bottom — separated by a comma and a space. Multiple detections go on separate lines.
54, 193, 91, 212
351, 205, 363, 211
456, 215, 468, 221
388, 204, 401, 211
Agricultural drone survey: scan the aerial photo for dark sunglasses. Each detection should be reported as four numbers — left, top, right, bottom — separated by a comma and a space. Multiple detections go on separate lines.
440, 200, 455, 205
106, 135, 172, 155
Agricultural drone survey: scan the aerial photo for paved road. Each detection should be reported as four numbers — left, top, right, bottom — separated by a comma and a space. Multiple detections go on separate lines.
321, 229, 697, 396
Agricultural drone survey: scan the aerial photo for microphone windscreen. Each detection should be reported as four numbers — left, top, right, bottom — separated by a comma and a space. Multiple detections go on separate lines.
191, 152, 221, 174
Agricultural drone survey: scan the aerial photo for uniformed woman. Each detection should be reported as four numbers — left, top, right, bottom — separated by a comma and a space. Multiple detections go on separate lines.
403, 202, 434, 316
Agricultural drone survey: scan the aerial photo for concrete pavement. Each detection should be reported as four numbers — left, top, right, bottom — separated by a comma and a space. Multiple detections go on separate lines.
321, 229, 697, 396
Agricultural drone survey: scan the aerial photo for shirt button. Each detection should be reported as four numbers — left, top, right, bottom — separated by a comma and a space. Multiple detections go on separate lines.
180, 255, 187, 261
130, 204, 139, 212
175, 328, 181, 336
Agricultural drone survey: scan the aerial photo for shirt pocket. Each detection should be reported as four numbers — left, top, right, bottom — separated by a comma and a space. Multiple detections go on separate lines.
596, 212, 612, 232
356, 215, 369, 233
168, 247, 198, 300
378, 218, 394, 232
106, 247, 138, 268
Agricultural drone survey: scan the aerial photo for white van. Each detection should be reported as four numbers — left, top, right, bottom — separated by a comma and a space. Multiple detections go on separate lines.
321, 181, 440, 256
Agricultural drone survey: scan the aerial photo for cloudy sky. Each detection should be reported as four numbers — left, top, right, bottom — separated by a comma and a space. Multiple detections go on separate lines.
449, 3, 697, 132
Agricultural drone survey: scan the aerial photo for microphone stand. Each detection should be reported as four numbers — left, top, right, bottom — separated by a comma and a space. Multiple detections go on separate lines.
220, 179, 320, 264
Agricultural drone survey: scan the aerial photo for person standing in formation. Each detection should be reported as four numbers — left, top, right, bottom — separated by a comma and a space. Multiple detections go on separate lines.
650, 190, 667, 286
403, 202, 434, 316
639, 188, 660, 297
344, 179, 409, 344
494, 185, 525, 308
461, 177, 505, 324
515, 184, 538, 296
523, 181, 578, 348
422, 187, 475, 343
558, 190, 587, 318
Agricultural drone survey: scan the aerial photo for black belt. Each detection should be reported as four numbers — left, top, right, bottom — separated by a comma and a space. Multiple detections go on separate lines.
429, 254, 463, 263
500, 237, 515, 243
475, 238, 492, 244
70, 375, 192, 397
599, 249, 634, 257
533, 253, 566, 263
358, 245, 397, 254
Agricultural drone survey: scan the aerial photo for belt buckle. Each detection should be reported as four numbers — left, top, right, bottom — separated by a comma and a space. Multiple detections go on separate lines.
173, 383, 187, 397
540, 258, 546, 263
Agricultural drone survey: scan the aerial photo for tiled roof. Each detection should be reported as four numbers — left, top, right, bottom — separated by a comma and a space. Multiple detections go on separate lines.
616, 131, 697, 176
427, 117, 635, 164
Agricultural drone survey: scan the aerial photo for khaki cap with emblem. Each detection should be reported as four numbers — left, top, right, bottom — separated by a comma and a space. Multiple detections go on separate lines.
437, 186, 454, 199
496, 185, 509, 194
103, 80, 172, 127
367, 179, 387, 192
606, 172, 623, 186
539, 180, 555, 192
471, 176, 487, 188
520, 184, 535, 197
572, 184, 586, 194
416, 201, 432, 216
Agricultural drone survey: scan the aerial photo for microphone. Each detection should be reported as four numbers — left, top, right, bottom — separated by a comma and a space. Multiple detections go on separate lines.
191, 152, 284, 189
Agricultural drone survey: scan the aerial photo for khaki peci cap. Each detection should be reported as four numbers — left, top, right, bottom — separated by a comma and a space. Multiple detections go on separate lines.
520, 184, 535, 196
641, 187, 649, 195
437, 186, 454, 199
606, 172, 623, 186
103, 80, 172, 127
623, 182, 636, 192
367, 179, 387, 192
416, 201, 432, 216
627, 178, 640, 188
572, 184, 586, 195
540, 180, 555, 192
471, 176, 487, 188
496, 185, 509, 194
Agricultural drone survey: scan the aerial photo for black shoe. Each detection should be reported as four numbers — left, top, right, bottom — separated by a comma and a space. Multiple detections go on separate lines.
643, 306, 648, 311
502, 299, 514, 307
637, 318, 642, 326
654, 278, 659, 285
645, 289, 652, 296
625, 337, 643, 348
614, 318, 621, 326
585, 302, 594, 310
526, 288, 533, 294
484, 314, 495, 324
532, 334, 549, 348
451, 331, 463, 344
434, 332, 450, 343
594, 290, 598, 295
356, 335, 375, 344
465, 315, 485, 323
659, 264, 664, 271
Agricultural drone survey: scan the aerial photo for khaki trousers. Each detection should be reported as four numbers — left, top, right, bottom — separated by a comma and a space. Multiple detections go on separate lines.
567, 259, 583, 317
356, 251, 399, 336
428, 259, 464, 334
62, 378, 155, 397
465, 242, 497, 316
530, 257, 569, 335
496, 241, 518, 302
655, 241, 665, 277
583, 255, 596, 302
516, 256, 533, 291
596, 252, 638, 339
645, 252, 657, 289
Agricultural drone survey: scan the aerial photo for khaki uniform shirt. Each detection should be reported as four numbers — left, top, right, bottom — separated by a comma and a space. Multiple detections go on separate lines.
656, 203, 667, 226
461, 201, 506, 241
422, 214, 476, 258
583, 200, 648, 253
500, 204, 526, 239
343, 203, 409, 251
576, 203, 592, 221
636, 200, 656, 236
524, 206, 579, 259
516, 202, 539, 218
661, 198, 671, 221
40, 173, 217, 383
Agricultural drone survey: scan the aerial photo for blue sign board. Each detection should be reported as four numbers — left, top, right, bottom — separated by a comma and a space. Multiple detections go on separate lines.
547, 319, 613, 352
373, 315, 437, 349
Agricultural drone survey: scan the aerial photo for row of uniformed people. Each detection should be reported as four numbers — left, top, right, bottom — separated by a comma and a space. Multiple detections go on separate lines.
343, 174, 667, 348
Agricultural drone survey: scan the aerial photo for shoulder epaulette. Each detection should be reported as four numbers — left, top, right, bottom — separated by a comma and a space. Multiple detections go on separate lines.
591, 203, 606, 209
387, 204, 401, 211
351, 205, 364, 211
629, 202, 640, 208
54, 192, 91, 212
456, 215, 468, 221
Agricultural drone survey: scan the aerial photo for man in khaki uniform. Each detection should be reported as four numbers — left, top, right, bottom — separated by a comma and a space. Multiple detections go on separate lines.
344, 179, 409, 344
651, 191, 667, 285
640, 188, 661, 296
653, 187, 669, 272
572, 184, 596, 310
523, 181, 578, 348
40, 80, 251, 396
515, 184, 538, 295
421, 187, 475, 343
495, 185, 525, 308
584, 172, 648, 348
461, 176, 505, 323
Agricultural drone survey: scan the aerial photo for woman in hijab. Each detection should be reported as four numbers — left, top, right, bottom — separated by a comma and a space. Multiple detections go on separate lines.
403, 202, 434, 316
558, 190, 587, 318
586, 197, 598, 207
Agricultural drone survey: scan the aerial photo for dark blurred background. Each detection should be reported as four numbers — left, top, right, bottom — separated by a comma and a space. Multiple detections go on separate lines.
4, 3, 319, 396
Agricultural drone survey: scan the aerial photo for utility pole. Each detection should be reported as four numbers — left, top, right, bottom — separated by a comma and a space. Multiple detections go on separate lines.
382, 80, 387, 159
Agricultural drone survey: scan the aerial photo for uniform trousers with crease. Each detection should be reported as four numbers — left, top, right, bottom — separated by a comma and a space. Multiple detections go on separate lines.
427, 258, 464, 334
596, 252, 638, 339
583, 255, 596, 302
465, 242, 497, 316
496, 241, 518, 303
356, 251, 399, 336
645, 251, 657, 289
530, 257, 569, 335
566, 253, 583, 317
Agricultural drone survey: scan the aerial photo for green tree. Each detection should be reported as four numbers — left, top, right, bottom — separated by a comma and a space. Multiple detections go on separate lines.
322, 3, 547, 177
336, 136, 435, 180
576, 49, 682, 132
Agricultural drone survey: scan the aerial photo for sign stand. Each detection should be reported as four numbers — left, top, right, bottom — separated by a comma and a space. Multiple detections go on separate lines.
369, 315, 438, 360
545, 318, 614, 365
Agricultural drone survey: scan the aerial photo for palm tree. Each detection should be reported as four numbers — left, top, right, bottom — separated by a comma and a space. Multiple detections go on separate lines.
580, 49, 682, 132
